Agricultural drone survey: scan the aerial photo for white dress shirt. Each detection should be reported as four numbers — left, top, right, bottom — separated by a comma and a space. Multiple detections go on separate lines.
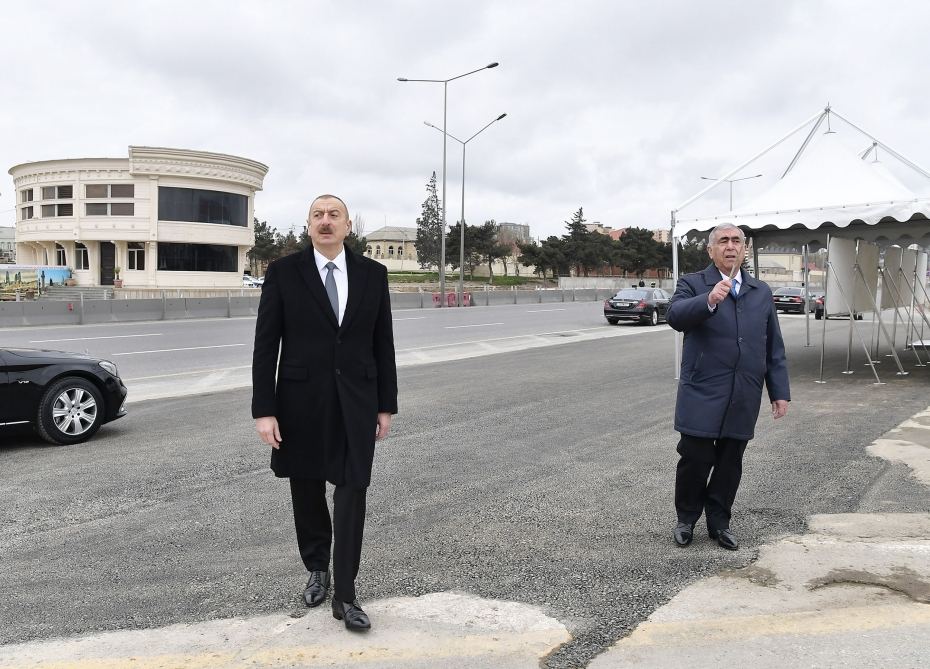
718, 268, 741, 295
708, 268, 741, 312
313, 248, 348, 325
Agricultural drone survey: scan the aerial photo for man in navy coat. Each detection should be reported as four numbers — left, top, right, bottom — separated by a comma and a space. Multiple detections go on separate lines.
666, 223, 790, 550
252, 194, 398, 630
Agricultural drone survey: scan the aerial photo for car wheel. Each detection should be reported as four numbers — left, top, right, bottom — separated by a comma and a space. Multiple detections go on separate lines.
606, 317, 619, 325
647, 310, 659, 326
36, 377, 105, 445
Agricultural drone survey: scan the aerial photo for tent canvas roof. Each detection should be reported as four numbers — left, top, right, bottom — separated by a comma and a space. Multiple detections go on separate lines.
674, 110, 930, 251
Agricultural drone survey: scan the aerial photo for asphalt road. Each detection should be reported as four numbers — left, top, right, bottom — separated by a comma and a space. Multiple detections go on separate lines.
0, 300, 617, 382
1, 313, 929, 667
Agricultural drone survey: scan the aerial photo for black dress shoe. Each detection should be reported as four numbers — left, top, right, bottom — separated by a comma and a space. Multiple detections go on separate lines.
303, 571, 330, 608
674, 522, 695, 547
332, 598, 371, 631
711, 528, 739, 550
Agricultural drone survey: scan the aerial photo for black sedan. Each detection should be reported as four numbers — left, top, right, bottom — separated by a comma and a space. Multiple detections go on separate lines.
1, 348, 128, 445
604, 288, 671, 326
814, 293, 863, 320
772, 287, 813, 313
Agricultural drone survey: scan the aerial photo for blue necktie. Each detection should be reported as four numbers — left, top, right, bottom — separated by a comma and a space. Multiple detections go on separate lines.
730, 279, 739, 298
324, 262, 339, 319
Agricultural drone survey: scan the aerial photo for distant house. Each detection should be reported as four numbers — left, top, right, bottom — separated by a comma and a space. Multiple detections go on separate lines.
364, 226, 419, 270
10, 146, 268, 288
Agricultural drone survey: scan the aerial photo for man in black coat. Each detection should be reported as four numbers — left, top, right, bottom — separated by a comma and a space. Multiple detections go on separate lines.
252, 194, 398, 631
666, 223, 789, 551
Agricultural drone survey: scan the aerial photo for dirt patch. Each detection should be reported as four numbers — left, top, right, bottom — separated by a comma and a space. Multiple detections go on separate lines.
808, 566, 930, 603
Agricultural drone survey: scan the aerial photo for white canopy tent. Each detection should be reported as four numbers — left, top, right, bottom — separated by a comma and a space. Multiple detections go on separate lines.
669, 106, 930, 378
672, 106, 930, 252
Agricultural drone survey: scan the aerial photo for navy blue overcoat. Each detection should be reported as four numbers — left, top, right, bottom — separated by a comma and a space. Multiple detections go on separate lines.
667, 264, 790, 441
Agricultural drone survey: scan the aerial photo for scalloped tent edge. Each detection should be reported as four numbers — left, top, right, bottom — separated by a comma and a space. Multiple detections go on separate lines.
671, 106, 930, 252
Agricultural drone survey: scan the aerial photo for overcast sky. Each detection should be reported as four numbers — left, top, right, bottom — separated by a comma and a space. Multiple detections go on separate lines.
2, 0, 929, 241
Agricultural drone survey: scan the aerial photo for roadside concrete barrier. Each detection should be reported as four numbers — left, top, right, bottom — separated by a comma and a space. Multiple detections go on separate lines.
0, 286, 611, 328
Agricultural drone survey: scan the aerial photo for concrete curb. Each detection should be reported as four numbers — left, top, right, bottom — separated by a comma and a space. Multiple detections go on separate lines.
0, 592, 570, 669
590, 407, 930, 669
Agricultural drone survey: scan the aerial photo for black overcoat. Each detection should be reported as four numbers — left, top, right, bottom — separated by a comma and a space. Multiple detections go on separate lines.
667, 264, 790, 441
251, 246, 398, 487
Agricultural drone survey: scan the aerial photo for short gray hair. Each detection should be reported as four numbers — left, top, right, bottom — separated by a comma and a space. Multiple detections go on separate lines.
708, 223, 745, 245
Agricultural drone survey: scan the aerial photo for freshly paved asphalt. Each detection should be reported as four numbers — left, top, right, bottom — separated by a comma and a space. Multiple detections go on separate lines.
1, 313, 929, 667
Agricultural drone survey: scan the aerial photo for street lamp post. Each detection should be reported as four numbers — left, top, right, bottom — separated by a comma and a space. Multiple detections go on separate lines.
424, 113, 507, 305
398, 62, 499, 306
699, 174, 763, 211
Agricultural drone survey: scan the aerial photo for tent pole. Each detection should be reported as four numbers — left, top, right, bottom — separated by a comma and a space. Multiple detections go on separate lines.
855, 262, 906, 375
831, 110, 930, 179
803, 244, 811, 347
896, 266, 930, 349
781, 112, 827, 179
817, 234, 831, 383
881, 267, 927, 366
885, 255, 900, 358
674, 109, 826, 214
827, 259, 884, 384
671, 209, 681, 380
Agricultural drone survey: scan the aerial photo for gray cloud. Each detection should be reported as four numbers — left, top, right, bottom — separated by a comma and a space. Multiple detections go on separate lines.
2, 0, 929, 241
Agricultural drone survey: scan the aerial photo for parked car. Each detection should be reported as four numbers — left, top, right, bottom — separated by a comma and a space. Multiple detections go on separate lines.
813, 293, 863, 320
603, 288, 671, 326
243, 275, 264, 287
0, 348, 128, 445
772, 287, 814, 313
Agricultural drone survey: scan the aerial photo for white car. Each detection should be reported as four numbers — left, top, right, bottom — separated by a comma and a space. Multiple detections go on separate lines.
243, 275, 264, 287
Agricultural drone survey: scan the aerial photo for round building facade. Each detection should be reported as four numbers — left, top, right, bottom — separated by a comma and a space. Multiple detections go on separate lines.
9, 146, 268, 288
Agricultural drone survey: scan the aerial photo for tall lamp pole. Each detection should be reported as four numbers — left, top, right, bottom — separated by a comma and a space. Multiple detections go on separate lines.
699, 174, 763, 211
398, 62, 499, 306
424, 113, 507, 305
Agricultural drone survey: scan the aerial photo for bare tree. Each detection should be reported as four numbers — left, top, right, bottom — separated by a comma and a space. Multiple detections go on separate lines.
353, 212, 366, 238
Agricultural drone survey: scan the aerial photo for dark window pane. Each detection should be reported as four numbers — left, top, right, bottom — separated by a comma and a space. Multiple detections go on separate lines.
111, 203, 134, 216
57, 203, 73, 216
57, 185, 73, 199
86, 184, 108, 198
75, 243, 89, 270
157, 243, 237, 272
110, 184, 134, 198
158, 186, 247, 226
20, 189, 34, 203
42, 204, 55, 217
42, 187, 55, 200
86, 203, 108, 216
128, 243, 145, 271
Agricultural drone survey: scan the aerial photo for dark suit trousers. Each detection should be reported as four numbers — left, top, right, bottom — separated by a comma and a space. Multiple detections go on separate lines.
674, 434, 748, 532
289, 478, 367, 602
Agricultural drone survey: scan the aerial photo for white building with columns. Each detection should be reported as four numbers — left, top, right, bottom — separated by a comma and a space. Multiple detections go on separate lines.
9, 146, 268, 288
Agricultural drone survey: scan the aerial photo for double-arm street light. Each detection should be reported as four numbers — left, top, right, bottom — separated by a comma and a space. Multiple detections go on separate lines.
398, 62, 499, 305
424, 113, 507, 305
699, 173, 763, 211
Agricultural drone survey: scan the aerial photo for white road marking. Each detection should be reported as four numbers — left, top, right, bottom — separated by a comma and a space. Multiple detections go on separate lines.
397, 325, 658, 351
525, 308, 566, 313
123, 365, 252, 382
444, 323, 505, 329
393, 316, 427, 321
112, 344, 247, 356
29, 333, 163, 343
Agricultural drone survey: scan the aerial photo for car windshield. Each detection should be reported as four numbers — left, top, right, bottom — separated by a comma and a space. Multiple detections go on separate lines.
612, 290, 649, 299
773, 288, 802, 296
